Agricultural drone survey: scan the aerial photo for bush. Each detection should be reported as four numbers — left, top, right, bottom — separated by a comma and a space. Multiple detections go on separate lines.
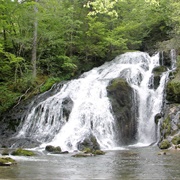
40, 77, 61, 93
171, 135, 180, 145
159, 140, 171, 149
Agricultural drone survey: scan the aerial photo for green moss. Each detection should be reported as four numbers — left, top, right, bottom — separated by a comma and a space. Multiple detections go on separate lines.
153, 66, 167, 76
161, 116, 172, 138
72, 153, 94, 157
107, 78, 128, 92
171, 135, 180, 145
11, 148, 35, 156
83, 147, 92, 153
92, 150, 105, 155
0, 157, 17, 166
159, 140, 171, 149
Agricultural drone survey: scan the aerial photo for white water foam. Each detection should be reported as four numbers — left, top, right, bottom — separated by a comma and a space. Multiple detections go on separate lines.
16, 52, 170, 151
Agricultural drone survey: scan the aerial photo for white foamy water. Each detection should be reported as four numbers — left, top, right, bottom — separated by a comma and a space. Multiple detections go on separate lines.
16, 52, 171, 151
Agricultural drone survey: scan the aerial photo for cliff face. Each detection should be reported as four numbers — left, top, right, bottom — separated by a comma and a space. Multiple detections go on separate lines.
158, 53, 180, 149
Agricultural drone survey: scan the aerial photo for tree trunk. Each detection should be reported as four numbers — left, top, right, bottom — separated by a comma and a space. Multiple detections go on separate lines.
31, 0, 38, 79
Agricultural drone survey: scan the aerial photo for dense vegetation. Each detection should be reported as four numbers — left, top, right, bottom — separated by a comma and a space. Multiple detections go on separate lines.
0, 0, 180, 113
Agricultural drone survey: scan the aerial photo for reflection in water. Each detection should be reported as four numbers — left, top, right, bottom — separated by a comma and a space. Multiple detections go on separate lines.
0, 147, 180, 180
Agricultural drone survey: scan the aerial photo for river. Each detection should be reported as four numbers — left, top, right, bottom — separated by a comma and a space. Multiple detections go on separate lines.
0, 146, 179, 180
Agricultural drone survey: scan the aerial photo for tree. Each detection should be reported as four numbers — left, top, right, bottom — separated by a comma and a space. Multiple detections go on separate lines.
31, 0, 38, 78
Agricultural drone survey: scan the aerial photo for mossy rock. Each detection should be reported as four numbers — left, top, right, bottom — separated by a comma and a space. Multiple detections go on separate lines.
107, 77, 137, 145
82, 148, 105, 155
83, 147, 92, 154
152, 66, 167, 76
159, 140, 171, 149
45, 145, 61, 153
77, 134, 100, 151
171, 135, 180, 145
161, 116, 172, 138
153, 66, 167, 89
0, 157, 17, 166
72, 153, 95, 157
11, 148, 35, 156
1, 148, 9, 156
92, 150, 105, 155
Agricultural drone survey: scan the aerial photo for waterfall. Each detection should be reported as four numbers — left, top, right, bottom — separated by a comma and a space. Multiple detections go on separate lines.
170, 49, 177, 70
16, 52, 170, 150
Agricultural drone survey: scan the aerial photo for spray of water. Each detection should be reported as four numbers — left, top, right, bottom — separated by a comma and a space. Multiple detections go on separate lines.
16, 52, 171, 150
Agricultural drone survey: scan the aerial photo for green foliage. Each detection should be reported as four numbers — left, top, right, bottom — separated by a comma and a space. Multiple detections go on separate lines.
159, 139, 171, 149
0, 0, 179, 114
161, 116, 171, 138
166, 81, 180, 103
0, 83, 21, 113
40, 77, 61, 93
171, 135, 180, 145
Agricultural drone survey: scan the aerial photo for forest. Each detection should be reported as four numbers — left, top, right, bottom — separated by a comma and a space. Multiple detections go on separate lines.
0, 0, 180, 113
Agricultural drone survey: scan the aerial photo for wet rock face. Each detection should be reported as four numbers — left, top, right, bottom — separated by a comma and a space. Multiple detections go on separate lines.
107, 78, 137, 145
0, 82, 66, 148
152, 66, 168, 89
159, 51, 172, 68
158, 104, 180, 149
62, 97, 73, 122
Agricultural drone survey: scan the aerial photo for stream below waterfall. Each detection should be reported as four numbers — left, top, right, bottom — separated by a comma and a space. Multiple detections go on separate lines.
0, 147, 180, 180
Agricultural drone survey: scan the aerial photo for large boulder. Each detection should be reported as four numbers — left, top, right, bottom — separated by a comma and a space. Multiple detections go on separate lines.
77, 134, 100, 151
107, 78, 137, 145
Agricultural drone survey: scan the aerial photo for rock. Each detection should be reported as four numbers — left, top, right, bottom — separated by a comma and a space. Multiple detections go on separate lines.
0, 82, 66, 148
159, 104, 180, 149
159, 140, 171, 149
159, 51, 172, 68
72, 153, 95, 157
93, 150, 105, 155
152, 66, 167, 89
77, 134, 100, 151
11, 148, 36, 156
154, 113, 163, 124
158, 151, 167, 155
107, 78, 137, 145
50, 151, 69, 154
0, 157, 17, 166
62, 97, 73, 122
1, 148, 9, 156
45, 145, 61, 153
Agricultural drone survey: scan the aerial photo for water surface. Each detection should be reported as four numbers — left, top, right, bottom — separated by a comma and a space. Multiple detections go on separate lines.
0, 147, 179, 180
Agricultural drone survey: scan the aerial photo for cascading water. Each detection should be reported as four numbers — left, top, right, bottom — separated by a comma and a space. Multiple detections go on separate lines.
16, 52, 170, 151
